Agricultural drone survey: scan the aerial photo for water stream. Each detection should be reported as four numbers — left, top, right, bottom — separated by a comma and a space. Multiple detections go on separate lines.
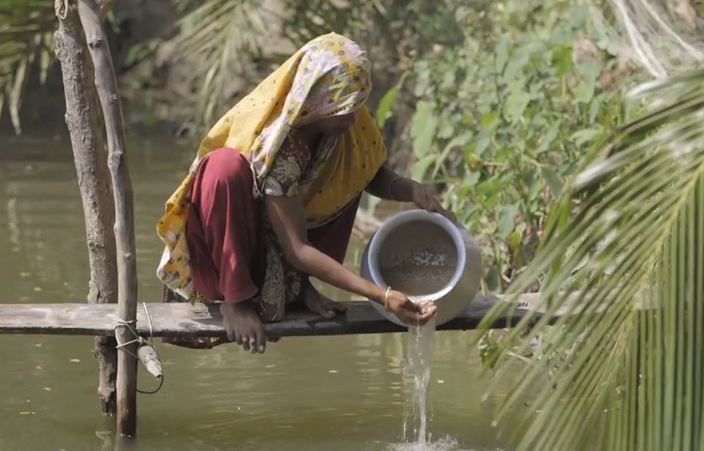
389, 319, 474, 451
404, 319, 436, 445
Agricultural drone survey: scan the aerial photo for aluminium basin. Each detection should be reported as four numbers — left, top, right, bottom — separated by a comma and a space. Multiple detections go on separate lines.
361, 209, 482, 326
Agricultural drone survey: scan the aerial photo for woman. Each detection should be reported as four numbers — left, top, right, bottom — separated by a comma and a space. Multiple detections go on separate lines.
157, 33, 454, 353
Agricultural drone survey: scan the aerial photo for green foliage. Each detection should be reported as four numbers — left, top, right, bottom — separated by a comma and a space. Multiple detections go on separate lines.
477, 66, 704, 451
0, 1, 55, 134
401, 0, 639, 291
375, 72, 407, 129
172, 0, 268, 126
172, 0, 469, 128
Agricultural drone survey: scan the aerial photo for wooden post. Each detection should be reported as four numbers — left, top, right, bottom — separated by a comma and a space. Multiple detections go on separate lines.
54, 1, 118, 416
76, 0, 139, 437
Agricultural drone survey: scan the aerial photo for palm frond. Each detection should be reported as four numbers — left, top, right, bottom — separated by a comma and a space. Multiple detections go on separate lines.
0, 1, 56, 134
478, 67, 704, 450
170, 0, 378, 127
171, 0, 269, 126
280, 0, 369, 46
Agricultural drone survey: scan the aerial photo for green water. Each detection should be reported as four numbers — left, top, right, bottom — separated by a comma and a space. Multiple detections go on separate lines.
0, 133, 521, 451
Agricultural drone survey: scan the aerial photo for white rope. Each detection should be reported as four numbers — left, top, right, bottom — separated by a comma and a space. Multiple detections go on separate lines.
113, 303, 164, 394
114, 319, 143, 359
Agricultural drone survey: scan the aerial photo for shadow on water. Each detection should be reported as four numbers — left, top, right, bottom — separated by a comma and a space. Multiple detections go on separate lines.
0, 132, 525, 450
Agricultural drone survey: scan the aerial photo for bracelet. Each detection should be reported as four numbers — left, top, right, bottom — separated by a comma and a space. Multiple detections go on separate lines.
384, 286, 392, 312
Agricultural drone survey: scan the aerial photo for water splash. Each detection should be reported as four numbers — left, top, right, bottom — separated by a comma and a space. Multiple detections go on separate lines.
387, 435, 467, 451
387, 435, 501, 451
391, 314, 504, 451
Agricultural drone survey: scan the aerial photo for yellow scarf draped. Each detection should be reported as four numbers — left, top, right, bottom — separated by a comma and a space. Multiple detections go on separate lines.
156, 33, 387, 299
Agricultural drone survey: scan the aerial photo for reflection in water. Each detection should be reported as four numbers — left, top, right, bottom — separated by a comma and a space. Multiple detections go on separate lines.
0, 134, 520, 450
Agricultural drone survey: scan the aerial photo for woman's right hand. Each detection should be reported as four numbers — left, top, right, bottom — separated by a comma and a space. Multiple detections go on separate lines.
384, 289, 437, 326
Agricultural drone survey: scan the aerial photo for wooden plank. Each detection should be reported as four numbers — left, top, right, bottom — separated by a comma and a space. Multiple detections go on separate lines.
0, 294, 543, 338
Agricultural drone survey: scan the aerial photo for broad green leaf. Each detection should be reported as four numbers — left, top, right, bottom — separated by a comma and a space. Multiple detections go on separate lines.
577, 60, 601, 82
503, 47, 532, 83
495, 37, 510, 74
508, 230, 523, 257
552, 44, 573, 77
541, 167, 562, 196
569, 4, 589, 29
504, 90, 531, 123
411, 154, 436, 180
481, 110, 501, 132
376, 84, 400, 129
485, 266, 501, 292
376, 72, 408, 128
537, 122, 561, 154
462, 170, 481, 187
437, 120, 455, 139
570, 128, 602, 147
472, 131, 492, 157
410, 100, 438, 157
589, 94, 603, 122
573, 79, 595, 103
477, 177, 504, 198
432, 132, 473, 178
498, 204, 519, 238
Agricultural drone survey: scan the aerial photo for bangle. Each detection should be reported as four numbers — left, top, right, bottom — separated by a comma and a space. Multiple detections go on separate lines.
384, 286, 392, 311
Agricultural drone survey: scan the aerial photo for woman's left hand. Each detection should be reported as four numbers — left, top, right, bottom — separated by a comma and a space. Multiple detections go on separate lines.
411, 182, 457, 222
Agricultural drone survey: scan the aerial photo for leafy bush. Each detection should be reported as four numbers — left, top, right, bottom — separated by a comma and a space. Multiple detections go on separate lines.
397, 0, 642, 291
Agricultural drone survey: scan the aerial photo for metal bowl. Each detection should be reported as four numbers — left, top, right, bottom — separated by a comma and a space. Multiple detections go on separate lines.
361, 209, 482, 326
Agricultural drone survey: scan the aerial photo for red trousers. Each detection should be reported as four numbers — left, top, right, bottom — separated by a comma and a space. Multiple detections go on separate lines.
185, 148, 358, 303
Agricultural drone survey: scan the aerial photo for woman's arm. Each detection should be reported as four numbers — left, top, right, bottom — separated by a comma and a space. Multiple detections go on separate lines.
366, 164, 456, 221
264, 195, 436, 325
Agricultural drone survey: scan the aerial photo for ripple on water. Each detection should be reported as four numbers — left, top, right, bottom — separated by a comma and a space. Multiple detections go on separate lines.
387, 435, 501, 451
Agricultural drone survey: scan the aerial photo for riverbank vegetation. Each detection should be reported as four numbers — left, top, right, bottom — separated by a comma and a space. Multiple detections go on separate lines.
1, 0, 649, 290
3, 2, 704, 448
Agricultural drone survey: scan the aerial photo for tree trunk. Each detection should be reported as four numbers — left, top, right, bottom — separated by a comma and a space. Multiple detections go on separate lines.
54, 0, 118, 417
76, 0, 139, 438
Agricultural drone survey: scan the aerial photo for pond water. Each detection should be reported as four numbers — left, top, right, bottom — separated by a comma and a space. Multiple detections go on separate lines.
0, 132, 524, 451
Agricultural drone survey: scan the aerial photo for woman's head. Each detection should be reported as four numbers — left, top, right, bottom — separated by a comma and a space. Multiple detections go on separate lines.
292, 34, 372, 129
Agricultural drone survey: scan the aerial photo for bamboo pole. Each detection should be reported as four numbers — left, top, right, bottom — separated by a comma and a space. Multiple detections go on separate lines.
76, 0, 139, 437
54, 1, 118, 416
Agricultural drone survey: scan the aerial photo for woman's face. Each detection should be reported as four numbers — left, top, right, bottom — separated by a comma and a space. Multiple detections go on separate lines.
314, 112, 357, 137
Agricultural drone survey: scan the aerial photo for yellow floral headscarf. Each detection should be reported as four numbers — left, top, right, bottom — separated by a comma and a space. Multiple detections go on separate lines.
156, 33, 387, 299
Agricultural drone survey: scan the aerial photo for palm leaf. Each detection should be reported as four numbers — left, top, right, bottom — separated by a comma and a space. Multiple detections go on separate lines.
171, 0, 378, 127
0, 0, 56, 134
281, 0, 368, 46
171, 0, 269, 126
478, 67, 704, 450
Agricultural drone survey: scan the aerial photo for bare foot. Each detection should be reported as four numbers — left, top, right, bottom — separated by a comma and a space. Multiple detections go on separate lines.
219, 299, 267, 353
301, 281, 347, 319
